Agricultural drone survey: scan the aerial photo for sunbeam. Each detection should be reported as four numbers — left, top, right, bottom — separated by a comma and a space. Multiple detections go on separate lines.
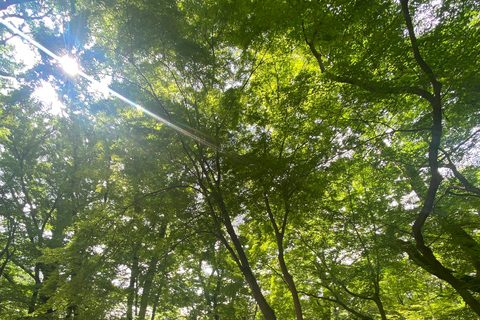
0, 19, 218, 150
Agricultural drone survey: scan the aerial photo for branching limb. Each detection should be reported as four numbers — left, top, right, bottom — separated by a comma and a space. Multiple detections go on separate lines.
445, 128, 480, 157
400, 0, 443, 242
440, 148, 480, 196
325, 73, 434, 102
2, 9, 53, 20
300, 291, 374, 320
121, 185, 195, 214
400, 0, 437, 85
301, 22, 325, 73
447, 187, 480, 198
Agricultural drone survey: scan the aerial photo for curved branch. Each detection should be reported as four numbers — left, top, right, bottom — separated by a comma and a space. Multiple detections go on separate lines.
400, 0, 437, 85
400, 0, 443, 241
300, 291, 373, 320
302, 22, 325, 73
440, 149, 480, 196
121, 185, 195, 214
325, 73, 434, 102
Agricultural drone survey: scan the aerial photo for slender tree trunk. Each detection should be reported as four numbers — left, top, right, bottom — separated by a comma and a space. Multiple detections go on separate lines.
190, 144, 276, 319
28, 263, 41, 314
0, 221, 15, 279
150, 288, 160, 320
137, 256, 158, 320
127, 254, 139, 320
373, 295, 387, 320
135, 278, 139, 317
214, 192, 277, 320
400, 0, 480, 313
277, 248, 303, 320
39, 265, 55, 314
0, 249, 13, 280
264, 195, 303, 320
213, 277, 221, 320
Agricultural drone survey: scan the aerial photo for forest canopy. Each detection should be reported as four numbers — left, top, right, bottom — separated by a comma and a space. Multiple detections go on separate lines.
1, 0, 480, 319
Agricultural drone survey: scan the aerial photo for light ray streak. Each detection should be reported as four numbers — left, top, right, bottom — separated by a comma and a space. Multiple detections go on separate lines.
0, 19, 218, 150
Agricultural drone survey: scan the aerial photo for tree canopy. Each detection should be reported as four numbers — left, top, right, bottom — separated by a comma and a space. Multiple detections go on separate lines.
1, 0, 480, 319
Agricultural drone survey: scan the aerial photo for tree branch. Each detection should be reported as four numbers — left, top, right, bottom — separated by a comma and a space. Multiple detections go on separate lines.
325, 73, 434, 102
302, 22, 325, 73
0, 70, 15, 78
400, 0, 443, 244
440, 149, 480, 196
121, 185, 194, 214
300, 291, 373, 320
400, 0, 437, 85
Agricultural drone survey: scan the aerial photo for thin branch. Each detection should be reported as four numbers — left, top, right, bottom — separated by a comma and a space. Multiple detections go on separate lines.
266, 264, 287, 286
440, 148, 480, 196
157, 230, 214, 261
263, 193, 280, 236
40, 198, 58, 237
0, 70, 15, 78
325, 73, 434, 102
300, 291, 374, 320
302, 22, 325, 73
400, 0, 437, 84
446, 128, 480, 156
121, 185, 195, 214
447, 187, 480, 199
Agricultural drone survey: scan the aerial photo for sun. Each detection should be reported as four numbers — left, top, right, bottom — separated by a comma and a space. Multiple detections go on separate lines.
58, 55, 79, 76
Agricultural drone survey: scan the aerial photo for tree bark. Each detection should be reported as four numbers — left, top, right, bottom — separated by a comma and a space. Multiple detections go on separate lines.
150, 289, 160, 320
400, 0, 480, 314
137, 256, 158, 320
264, 194, 303, 320
373, 295, 387, 320
127, 254, 139, 320
28, 263, 41, 314
214, 192, 277, 320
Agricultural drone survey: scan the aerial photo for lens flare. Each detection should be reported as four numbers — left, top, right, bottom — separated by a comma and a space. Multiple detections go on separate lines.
59, 55, 79, 76
0, 19, 218, 150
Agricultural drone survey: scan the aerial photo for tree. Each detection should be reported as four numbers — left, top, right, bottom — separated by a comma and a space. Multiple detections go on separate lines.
2, 0, 480, 318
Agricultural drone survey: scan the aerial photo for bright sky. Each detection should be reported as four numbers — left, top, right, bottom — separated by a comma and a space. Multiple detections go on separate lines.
1, 18, 217, 149
1, 18, 66, 114
9, 35, 39, 69
1, 18, 107, 115
32, 81, 65, 115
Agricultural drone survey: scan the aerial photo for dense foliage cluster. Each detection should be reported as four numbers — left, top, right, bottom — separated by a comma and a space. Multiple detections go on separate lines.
1, 0, 480, 319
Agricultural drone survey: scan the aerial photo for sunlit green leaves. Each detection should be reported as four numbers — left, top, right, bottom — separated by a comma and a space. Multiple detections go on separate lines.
2, 0, 480, 318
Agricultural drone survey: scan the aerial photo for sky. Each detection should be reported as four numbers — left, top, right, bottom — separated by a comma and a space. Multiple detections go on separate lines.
1, 17, 218, 149
3, 18, 66, 115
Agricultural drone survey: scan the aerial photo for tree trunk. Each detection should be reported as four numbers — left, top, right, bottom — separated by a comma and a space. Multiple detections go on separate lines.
213, 277, 221, 320
137, 256, 158, 320
127, 254, 139, 320
28, 263, 41, 314
264, 194, 303, 320
278, 248, 303, 320
373, 295, 387, 320
150, 288, 160, 320
214, 192, 277, 320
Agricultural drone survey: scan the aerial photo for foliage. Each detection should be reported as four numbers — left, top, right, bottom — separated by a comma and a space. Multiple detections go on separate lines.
1, 0, 480, 319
